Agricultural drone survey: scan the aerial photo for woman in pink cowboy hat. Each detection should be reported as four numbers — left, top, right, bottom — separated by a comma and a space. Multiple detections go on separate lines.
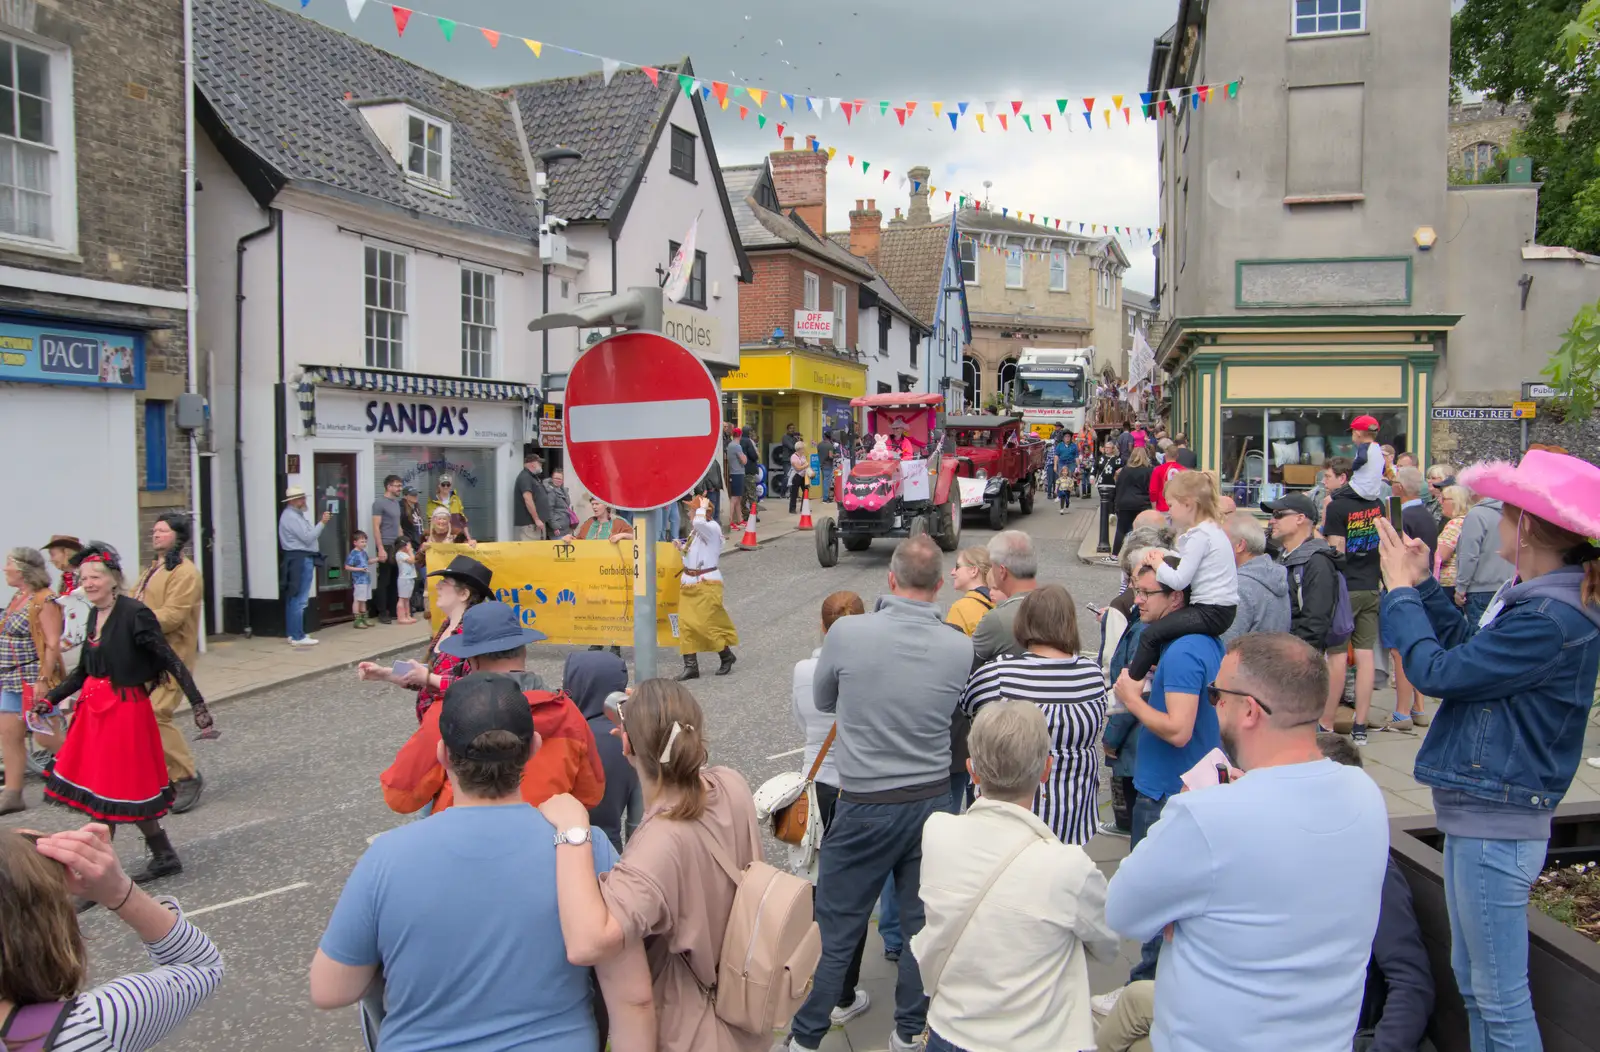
1376, 448, 1600, 1052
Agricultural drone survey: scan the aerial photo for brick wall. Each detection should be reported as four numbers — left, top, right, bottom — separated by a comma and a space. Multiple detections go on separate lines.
768, 137, 828, 235
738, 250, 859, 351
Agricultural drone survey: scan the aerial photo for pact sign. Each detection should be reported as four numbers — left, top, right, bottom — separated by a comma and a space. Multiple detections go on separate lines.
793, 310, 836, 341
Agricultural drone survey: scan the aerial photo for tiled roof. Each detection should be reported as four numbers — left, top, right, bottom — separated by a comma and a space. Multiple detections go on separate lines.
720, 163, 874, 278
824, 232, 926, 330
873, 222, 952, 329
507, 64, 681, 223
194, 0, 537, 239
1124, 289, 1155, 312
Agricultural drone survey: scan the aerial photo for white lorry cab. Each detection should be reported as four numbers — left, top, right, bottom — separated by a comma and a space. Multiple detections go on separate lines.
1011, 348, 1093, 437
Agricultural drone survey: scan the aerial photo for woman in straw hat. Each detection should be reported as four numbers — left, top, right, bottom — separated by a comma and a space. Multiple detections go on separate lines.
1376, 448, 1600, 1052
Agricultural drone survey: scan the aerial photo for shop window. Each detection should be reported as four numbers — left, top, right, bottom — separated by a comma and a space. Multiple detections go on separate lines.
1005, 247, 1024, 289
669, 126, 696, 182
1218, 407, 1267, 504
377, 445, 498, 542
460, 267, 496, 378
406, 112, 449, 188
1292, 0, 1363, 36
668, 240, 706, 307
1050, 250, 1068, 291
365, 246, 407, 369
0, 33, 75, 251
960, 235, 978, 284
143, 400, 168, 491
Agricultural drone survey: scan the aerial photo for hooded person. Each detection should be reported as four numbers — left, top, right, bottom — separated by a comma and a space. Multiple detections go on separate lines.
562, 650, 644, 854
1376, 449, 1600, 1051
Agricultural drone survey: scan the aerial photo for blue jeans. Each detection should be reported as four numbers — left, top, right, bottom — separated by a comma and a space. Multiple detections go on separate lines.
1444, 834, 1546, 1052
707, 489, 721, 523
0, 689, 22, 714
789, 793, 945, 1047
949, 771, 970, 814
659, 501, 680, 542
284, 552, 315, 641
1128, 792, 1171, 983
821, 467, 834, 503
926, 1032, 971, 1052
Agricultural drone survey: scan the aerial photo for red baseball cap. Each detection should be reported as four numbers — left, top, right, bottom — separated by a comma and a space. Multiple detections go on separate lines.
1350, 415, 1380, 432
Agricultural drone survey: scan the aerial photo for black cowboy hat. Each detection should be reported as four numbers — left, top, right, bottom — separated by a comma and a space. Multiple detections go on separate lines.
426, 554, 493, 599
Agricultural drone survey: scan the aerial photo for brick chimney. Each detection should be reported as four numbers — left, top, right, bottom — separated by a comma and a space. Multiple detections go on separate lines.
888, 206, 905, 226
907, 165, 931, 224
849, 198, 882, 264
769, 134, 828, 234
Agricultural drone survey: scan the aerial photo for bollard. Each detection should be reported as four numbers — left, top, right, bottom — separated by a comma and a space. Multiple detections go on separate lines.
1097, 486, 1114, 553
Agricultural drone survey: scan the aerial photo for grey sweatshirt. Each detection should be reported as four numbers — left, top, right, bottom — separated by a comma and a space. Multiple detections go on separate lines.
1222, 554, 1292, 643
814, 594, 974, 794
1453, 499, 1516, 595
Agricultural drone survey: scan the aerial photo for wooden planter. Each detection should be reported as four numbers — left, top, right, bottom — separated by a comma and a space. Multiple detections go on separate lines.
1390, 803, 1600, 1052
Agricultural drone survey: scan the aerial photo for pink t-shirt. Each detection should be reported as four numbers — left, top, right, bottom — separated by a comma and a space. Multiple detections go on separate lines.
1131, 429, 1149, 448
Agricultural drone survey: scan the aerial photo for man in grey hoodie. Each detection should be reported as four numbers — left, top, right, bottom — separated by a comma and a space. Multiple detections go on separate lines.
1222, 511, 1291, 643
1452, 496, 1516, 627
787, 536, 973, 1052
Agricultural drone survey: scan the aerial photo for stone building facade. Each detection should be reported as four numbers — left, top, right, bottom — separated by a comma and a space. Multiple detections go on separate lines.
0, 0, 193, 582
1448, 99, 1530, 181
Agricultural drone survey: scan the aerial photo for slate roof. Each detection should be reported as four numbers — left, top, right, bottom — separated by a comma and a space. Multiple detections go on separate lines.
720, 163, 874, 278
194, 0, 537, 239
1124, 289, 1155, 312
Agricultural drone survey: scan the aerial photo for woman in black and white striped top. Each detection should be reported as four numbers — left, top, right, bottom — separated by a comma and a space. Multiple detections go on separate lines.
961, 585, 1108, 845
0, 824, 223, 1052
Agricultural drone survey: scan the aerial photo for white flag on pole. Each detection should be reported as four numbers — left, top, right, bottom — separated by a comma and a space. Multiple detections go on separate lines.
1130, 328, 1156, 384
663, 213, 700, 304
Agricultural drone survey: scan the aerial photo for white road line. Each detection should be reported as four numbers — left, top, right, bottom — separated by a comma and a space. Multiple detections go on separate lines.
568, 398, 712, 443
765, 747, 804, 760
186, 881, 312, 917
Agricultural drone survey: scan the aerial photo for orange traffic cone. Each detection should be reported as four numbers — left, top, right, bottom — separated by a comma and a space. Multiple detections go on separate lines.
739, 507, 760, 550
798, 492, 814, 530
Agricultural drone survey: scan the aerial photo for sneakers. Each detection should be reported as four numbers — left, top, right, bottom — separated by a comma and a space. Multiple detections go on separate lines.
883, 946, 902, 963
1381, 711, 1414, 732
1351, 724, 1369, 746
353, 615, 371, 630
1091, 988, 1124, 1016
289, 636, 320, 647
887, 1031, 921, 1052
1410, 709, 1430, 727
830, 989, 871, 1026
1097, 820, 1130, 839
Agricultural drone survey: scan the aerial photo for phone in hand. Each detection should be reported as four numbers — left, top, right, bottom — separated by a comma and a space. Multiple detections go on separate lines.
603, 691, 628, 726
392, 660, 418, 680
1180, 748, 1235, 792
1086, 602, 1105, 615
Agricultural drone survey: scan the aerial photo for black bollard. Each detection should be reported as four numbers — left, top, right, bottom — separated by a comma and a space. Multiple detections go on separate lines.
1097, 486, 1114, 553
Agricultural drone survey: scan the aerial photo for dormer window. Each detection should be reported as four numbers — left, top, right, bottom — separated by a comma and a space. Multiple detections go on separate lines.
407, 112, 448, 186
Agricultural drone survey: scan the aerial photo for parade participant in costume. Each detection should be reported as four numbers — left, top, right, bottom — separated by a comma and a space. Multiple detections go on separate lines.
357, 555, 490, 722
675, 496, 738, 681
887, 421, 920, 460
132, 514, 206, 814
35, 542, 214, 883
2, 547, 64, 815
43, 534, 83, 596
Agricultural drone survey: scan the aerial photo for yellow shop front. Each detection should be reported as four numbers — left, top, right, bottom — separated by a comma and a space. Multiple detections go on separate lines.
722, 349, 867, 468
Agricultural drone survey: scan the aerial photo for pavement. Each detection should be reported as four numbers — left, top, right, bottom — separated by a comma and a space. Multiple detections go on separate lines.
5, 503, 1597, 1052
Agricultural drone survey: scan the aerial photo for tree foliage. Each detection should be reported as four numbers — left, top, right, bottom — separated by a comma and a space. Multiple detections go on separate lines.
1543, 298, 1600, 421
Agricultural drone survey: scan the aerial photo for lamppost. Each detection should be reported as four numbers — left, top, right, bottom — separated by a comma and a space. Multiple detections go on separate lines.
536, 146, 583, 393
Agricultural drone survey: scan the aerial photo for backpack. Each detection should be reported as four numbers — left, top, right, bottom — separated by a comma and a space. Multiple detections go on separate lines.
690, 820, 822, 1035
0, 999, 74, 1051
1295, 551, 1354, 648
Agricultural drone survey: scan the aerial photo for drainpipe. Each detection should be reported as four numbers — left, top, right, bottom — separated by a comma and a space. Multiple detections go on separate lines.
182, 0, 207, 643
234, 210, 277, 637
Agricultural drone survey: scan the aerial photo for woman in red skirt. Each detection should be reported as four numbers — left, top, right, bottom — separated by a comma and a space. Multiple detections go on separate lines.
34, 542, 215, 883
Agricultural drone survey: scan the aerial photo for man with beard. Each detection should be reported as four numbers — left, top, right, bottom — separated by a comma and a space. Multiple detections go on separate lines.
133, 513, 210, 813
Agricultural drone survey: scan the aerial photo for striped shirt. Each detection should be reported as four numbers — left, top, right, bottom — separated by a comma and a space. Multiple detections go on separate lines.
961, 653, 1108, 845
50, 899, 224, 1052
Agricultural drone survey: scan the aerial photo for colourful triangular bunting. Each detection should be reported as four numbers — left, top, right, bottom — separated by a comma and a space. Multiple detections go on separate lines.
392, 5, 411, 35
479, 27, 498, 47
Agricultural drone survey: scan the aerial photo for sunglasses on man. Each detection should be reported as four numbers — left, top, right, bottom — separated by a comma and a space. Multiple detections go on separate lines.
1208, 683, 1274, 716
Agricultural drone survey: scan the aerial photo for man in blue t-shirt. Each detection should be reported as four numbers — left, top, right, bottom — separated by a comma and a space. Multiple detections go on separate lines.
310, 674, 654, 1052
1109, 555, 1225, 989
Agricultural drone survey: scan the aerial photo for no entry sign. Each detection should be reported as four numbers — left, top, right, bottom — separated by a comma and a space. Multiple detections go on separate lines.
563, 330, 722, 511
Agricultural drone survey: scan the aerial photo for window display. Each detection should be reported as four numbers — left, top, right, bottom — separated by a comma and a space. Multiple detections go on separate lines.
376, 445, 497, 541
1219, 407, 1407, 506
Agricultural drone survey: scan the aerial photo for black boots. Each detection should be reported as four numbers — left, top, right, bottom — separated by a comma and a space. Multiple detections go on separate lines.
677, 655, 700, 681
170, 771, 204, 815
716, 648, 737, 676
129, 828, 183, 884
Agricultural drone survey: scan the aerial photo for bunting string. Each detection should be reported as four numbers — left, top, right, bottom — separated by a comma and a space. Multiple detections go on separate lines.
312, 0, 1242, 133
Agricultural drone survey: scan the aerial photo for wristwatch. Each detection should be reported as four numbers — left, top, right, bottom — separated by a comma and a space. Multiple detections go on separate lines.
554, 826, 593, 847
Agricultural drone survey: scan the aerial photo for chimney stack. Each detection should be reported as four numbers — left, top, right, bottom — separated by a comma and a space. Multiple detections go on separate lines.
888, 206, 905, 226
907, 165, 931, 224
769, 134, 828, 233
849, 198, 883, 264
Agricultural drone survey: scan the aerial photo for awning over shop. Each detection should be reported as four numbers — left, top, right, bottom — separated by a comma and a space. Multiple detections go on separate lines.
296, 364, 540, 437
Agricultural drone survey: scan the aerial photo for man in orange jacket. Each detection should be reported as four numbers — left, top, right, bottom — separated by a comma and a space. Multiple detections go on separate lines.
382, 603, 604, 815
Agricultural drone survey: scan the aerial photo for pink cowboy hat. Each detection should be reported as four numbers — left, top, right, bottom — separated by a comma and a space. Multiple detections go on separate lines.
1459, 450, 1600, 540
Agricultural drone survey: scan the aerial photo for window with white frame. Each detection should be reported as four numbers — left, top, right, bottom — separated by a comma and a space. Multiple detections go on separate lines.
0, 34, 73, 249
406, 112, 448, 187
832, 282, 846, 341
1292, 0, 1363, 36
959, 235, 978, 284
803, 271, 820, 310
365, 246, 407, 369
460, 267, 496, 378
1049, 249, 1068, 291
1005, 246, 1024, 289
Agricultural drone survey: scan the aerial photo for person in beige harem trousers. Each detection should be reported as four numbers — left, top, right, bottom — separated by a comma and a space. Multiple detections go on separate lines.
133, 512, 208, 813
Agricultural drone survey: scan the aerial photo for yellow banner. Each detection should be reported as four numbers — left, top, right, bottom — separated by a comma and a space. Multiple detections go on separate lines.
426, 540, 683, 646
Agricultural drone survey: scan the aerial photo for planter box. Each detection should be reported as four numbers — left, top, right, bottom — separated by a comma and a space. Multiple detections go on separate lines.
1390, 803, 1600, 1052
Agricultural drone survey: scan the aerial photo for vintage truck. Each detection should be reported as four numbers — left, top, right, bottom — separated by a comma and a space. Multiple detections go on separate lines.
947, 415, 1047, 531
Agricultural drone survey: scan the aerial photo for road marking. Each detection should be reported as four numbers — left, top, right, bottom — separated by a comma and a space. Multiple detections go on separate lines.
568, 398, 712, 443
765, 747, 804, 760
186, 881, 311, 917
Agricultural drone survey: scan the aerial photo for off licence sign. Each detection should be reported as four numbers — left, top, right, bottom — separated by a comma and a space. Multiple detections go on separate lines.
793, 310, 836, 340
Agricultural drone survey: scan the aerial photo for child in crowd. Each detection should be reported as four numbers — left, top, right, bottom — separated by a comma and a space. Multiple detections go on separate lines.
346, 531, 371, 629
1056, 467, 1073, 512
394, 537, 417, 625
1124, 470, 1239, 680
1347, 414, 1387, 501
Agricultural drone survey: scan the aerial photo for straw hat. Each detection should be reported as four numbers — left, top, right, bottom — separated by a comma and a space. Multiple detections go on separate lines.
282, 486, 307, 502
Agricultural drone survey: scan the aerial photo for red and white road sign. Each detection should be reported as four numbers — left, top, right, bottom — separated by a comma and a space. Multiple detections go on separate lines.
563, 330, 722, 511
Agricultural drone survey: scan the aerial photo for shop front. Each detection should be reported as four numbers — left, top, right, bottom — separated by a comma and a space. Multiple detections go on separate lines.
285, 367, 533, 627
1161, 318, 1456, 507
722, 348, 868, 462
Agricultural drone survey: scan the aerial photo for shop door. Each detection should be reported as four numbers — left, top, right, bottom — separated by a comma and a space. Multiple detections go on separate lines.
313, 453, 356, 623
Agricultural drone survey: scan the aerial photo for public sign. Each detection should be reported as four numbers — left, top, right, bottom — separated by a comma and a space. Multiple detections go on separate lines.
537, 416, 564, 447
1512, 401, 1537, 420
1431, 407, 1517, 421
1522, 382, 1557, 399
0, 314, 145, 389
563, 329, 722, 511
793, 310, 837, 341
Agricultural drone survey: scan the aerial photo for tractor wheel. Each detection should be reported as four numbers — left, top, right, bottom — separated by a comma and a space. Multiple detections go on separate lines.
934, 497, 961, 552
988, 488, 1010, 532
816, 517, 839, 567
843, 535, 872, 552
1018, 480, 1035, 515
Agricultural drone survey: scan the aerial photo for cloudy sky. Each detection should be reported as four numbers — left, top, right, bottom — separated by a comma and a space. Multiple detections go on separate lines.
268, 0, 1182, 293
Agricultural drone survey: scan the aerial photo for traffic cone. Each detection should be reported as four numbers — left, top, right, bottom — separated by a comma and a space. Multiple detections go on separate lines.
798, 492, 814, 530
739, 508, 760, 550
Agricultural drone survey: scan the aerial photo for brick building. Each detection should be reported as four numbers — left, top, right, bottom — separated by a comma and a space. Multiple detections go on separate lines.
0, 0, 194, 590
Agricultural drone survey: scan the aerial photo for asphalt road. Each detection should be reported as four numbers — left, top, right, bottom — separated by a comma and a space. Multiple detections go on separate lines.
1, 504, 1119, 1051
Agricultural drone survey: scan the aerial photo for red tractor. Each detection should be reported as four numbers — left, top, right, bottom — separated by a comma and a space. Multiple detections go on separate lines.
948, 415, 1047, 531
816, 393, 962, 566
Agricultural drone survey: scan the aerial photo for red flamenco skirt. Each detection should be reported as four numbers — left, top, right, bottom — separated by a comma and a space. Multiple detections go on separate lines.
44, 676, 174, 823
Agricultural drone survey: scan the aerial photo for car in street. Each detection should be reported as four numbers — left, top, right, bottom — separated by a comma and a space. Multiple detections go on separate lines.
948, 415, 1046, 530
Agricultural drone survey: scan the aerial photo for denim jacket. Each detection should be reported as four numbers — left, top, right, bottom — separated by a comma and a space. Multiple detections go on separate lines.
1382, 569, 1600, 811
1100, 621, 1144, 779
